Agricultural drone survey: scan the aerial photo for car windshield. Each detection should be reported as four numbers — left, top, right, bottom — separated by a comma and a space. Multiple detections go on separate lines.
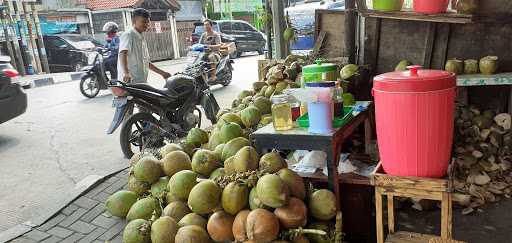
61, 36, 102, 49
194, 23, 220, 34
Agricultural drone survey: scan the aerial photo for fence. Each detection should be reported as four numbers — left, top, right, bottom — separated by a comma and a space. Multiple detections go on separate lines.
144, 21, 174, 61
176, 21, 195, 57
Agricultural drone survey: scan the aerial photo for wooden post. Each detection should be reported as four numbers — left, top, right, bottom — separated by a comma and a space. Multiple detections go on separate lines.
272, 0, 286, 59
345, 0, 357, 63
22, 1, 41, 73
375, 188, 384, 243
6, 0, 24, 75
168, 11, 180, 59
12, 0, 34, 74
31, 3, 49, 73
264, 0, 272, 59
0, 6, 15, 66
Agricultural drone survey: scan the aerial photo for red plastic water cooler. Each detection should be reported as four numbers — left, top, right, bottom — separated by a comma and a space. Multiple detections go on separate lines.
373, 66, 456, 178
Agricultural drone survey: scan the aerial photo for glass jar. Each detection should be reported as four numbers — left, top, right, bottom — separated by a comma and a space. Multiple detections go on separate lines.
333, 82, 344, 117
271, 95, 293, 131
287, 95, 301, 121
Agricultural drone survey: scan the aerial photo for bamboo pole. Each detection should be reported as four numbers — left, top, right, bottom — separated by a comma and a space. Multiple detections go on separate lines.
6, 0, 25, 75
30, 3, 49, 73
22, 1, 41, 73
12, 0, 34, 74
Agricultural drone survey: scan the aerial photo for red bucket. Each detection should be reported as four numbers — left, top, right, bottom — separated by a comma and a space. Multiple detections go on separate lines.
413, 0, 449, 14
372, 66, 456, 178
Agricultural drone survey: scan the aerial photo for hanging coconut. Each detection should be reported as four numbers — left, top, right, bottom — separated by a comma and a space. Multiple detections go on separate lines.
175, 225, 211, 243
151, 216, 178, 243
123, 219, 151, 243
207, 211, 235, 242
246, 209, 280, 242
256, 174, 290, 208
105, 190, 138, 218
232, 210, 251, 242
187, 180, 222, 215
167, 170, 199, 201
222, 182, 250, 215
260, 151, 287, 173
464, 59, 479, 74
479, 56, 499, 75
163, 201, 191, 222
274, 197, 308, 229
309, 189, 337, 221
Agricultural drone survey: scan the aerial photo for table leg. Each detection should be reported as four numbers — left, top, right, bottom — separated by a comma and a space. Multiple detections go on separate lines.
387, 195, 395, 234
375, 187, 384, 243
364, 117, 373, 154
441, 192, 453, 239
325, 145, 341, 211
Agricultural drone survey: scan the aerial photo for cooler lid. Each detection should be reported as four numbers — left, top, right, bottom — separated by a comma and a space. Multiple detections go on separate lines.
302, 60, 337, 74
373, 66, 456, 92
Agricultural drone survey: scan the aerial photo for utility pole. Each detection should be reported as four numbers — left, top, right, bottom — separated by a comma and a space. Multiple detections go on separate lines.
12, 0, 34, 74
264, 0, 272, 59
30, 3, 49, 73
22, 1, 41, 73
6, 0, 25, 75
272, 0, 287, 59
0, 6, 15, 66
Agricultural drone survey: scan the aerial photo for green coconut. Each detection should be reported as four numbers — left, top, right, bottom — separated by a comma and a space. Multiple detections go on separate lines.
259, 85, 269, 96
233, 146, 260, 173
163, 201, 191, 222
128, 175, 150, 196
166, 192, 181, 204
242, 96, 254, 106
207, 211, 235, 242
249, 187, 267, 210
167, 170, 199, 201
307, 221, 332, 243
259, 151, 287, 173
175, 225, 211, 243
480, 56, 499, 75
216, 108, 231, 121
395, 60, 412, 71
284, 27, 295, 41
222, 182, 249, 215
186, 128, 209, 147
277, 168, 306, 200
151, 216, 178, 243
246, 209, 280, 242
151, 177, 170, 199
222, 137, 251, 161
309, 189, 336, 221
253, 81, 266, 91
464, 59, 479, 74
105, 190, 138, 218
224, 156, 236, 175
253, 96, 272, 115
159, 143, 183, 158
209, 167, 226, 180
187, 180, 222, 215
207, 129, 222, 151
219, 122, 244, 143
265, 85, 276, 98
178, 213, 208, 229
191, 149, 221, 177
219, 113, 244, 127
129, 153, 143, 167
445, 59, 464, 74
161, 151, 192, 177
340, 64, 358, 80
126, 197, 161, 221
178, 142, 196, 158
214, 144, 225, 159
274, 82, 290, 95
123, 219, 151, 243
134, 157, 162, 184
241, 106, 262, 128
238, 90, 253, 100
232, 99, 241, 109
256, 174, 289, 208
260, 114, 273, 126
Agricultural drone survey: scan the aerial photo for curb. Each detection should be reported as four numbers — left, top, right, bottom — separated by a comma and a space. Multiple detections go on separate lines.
17, 72, 82, 89
0, 166, 129, 243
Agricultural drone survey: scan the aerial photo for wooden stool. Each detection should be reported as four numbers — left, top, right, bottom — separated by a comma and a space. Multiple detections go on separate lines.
372, 163, 457, 243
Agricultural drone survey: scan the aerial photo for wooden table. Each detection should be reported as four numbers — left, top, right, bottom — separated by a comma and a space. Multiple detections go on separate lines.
250, 102, 374, 208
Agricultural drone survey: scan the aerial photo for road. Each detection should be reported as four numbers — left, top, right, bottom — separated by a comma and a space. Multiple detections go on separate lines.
0, 54, 261, 232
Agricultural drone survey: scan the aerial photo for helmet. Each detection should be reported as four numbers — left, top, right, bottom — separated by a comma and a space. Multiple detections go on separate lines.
102, 22, 119, 33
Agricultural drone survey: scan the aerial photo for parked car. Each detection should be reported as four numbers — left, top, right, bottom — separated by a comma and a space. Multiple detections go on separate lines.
0, 55, 26, 124
191, 20, 266, 57
43, 34, 103, 73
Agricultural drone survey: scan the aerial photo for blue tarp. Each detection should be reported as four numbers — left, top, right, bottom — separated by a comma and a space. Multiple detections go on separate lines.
39, 17, 78, 34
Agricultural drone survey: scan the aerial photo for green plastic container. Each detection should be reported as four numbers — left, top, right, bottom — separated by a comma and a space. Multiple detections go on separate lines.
302, 60, 338, 86
373, 0, 404, 11
297, 106, 354, 128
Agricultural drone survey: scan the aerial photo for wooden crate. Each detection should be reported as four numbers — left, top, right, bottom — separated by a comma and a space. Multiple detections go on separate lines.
371, 162, 464, 243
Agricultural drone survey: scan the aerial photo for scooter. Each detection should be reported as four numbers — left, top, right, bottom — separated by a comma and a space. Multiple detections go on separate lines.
79, 49, 111, 98
188, 44, 234, 87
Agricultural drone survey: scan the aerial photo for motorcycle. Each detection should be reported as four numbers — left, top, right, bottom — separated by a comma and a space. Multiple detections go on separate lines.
188, 44, 234, 87
79, 48, 111, 98
106, 61, 220, 158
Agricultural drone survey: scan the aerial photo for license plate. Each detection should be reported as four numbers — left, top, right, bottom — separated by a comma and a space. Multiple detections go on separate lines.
112, 97, 127, 108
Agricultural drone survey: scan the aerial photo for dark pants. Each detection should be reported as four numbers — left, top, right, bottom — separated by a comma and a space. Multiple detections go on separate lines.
104, 57, 118, 80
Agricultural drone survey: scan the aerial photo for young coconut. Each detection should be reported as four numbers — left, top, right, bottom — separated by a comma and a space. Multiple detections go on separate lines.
191, 149, 221, 177
207, 211, 235, 242
167, 170, 198, 201
163, 201, 191, 222
210, 167, 226, 180
150, 177, 170, 199
233, 146, 260, 173
256, 174, 290, 208
178, 212, 207, 228
187, 180, 222, 214
309, 189, 336, 221
277, 168, 306, 200
126, 197, 161, 221
161, 151, 191, 177
274, 197, 308, 229
232, 210, 251, 242
128, 175, 151, 196
175, 225, 211, 243
246, 209, 280, 242
260, 151, 287, 173
105, 190, 138, 218
123, 219, 151, 243
249, 186, 271, 210
219, 122, 244, 143
218, 113, 244, 127
159, 143, 183, 158
241, 106, 262, 128
222, 182, 250, 215
222, 137, 251, 161
151, 216, 178, 243
134, 156, 162, 184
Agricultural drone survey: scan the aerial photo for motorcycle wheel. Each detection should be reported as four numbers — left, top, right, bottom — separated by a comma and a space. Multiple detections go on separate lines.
120, 112, 160, 159
221, 67, 233, 87
80, 75, 100, 98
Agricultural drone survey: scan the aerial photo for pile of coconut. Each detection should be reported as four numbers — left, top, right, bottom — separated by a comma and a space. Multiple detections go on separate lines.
452, 103, 512, 214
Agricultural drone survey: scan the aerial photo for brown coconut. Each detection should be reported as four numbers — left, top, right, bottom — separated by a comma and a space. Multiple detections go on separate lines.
207, 211, 235, 242
246, 209, 280, 242
232, 210, 251, 242
274, 197, 308, 229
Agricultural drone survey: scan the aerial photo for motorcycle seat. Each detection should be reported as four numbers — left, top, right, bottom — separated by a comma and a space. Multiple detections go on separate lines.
128, 83, 177, 97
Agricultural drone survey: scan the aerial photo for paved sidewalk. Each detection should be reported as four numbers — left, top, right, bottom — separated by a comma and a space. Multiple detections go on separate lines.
4, 169, 131, 243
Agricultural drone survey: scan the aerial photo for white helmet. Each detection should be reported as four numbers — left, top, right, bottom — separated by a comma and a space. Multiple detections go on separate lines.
102, 22, 119, 33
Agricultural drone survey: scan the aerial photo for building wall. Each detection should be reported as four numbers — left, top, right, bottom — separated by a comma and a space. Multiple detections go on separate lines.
175, 0, 203, 21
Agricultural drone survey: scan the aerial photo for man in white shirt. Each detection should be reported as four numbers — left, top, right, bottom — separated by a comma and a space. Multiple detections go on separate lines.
118, 8, 170, 83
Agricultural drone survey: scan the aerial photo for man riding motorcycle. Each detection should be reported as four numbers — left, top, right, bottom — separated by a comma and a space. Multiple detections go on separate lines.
199, 19, 222, 81
102, 22, 120, 80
